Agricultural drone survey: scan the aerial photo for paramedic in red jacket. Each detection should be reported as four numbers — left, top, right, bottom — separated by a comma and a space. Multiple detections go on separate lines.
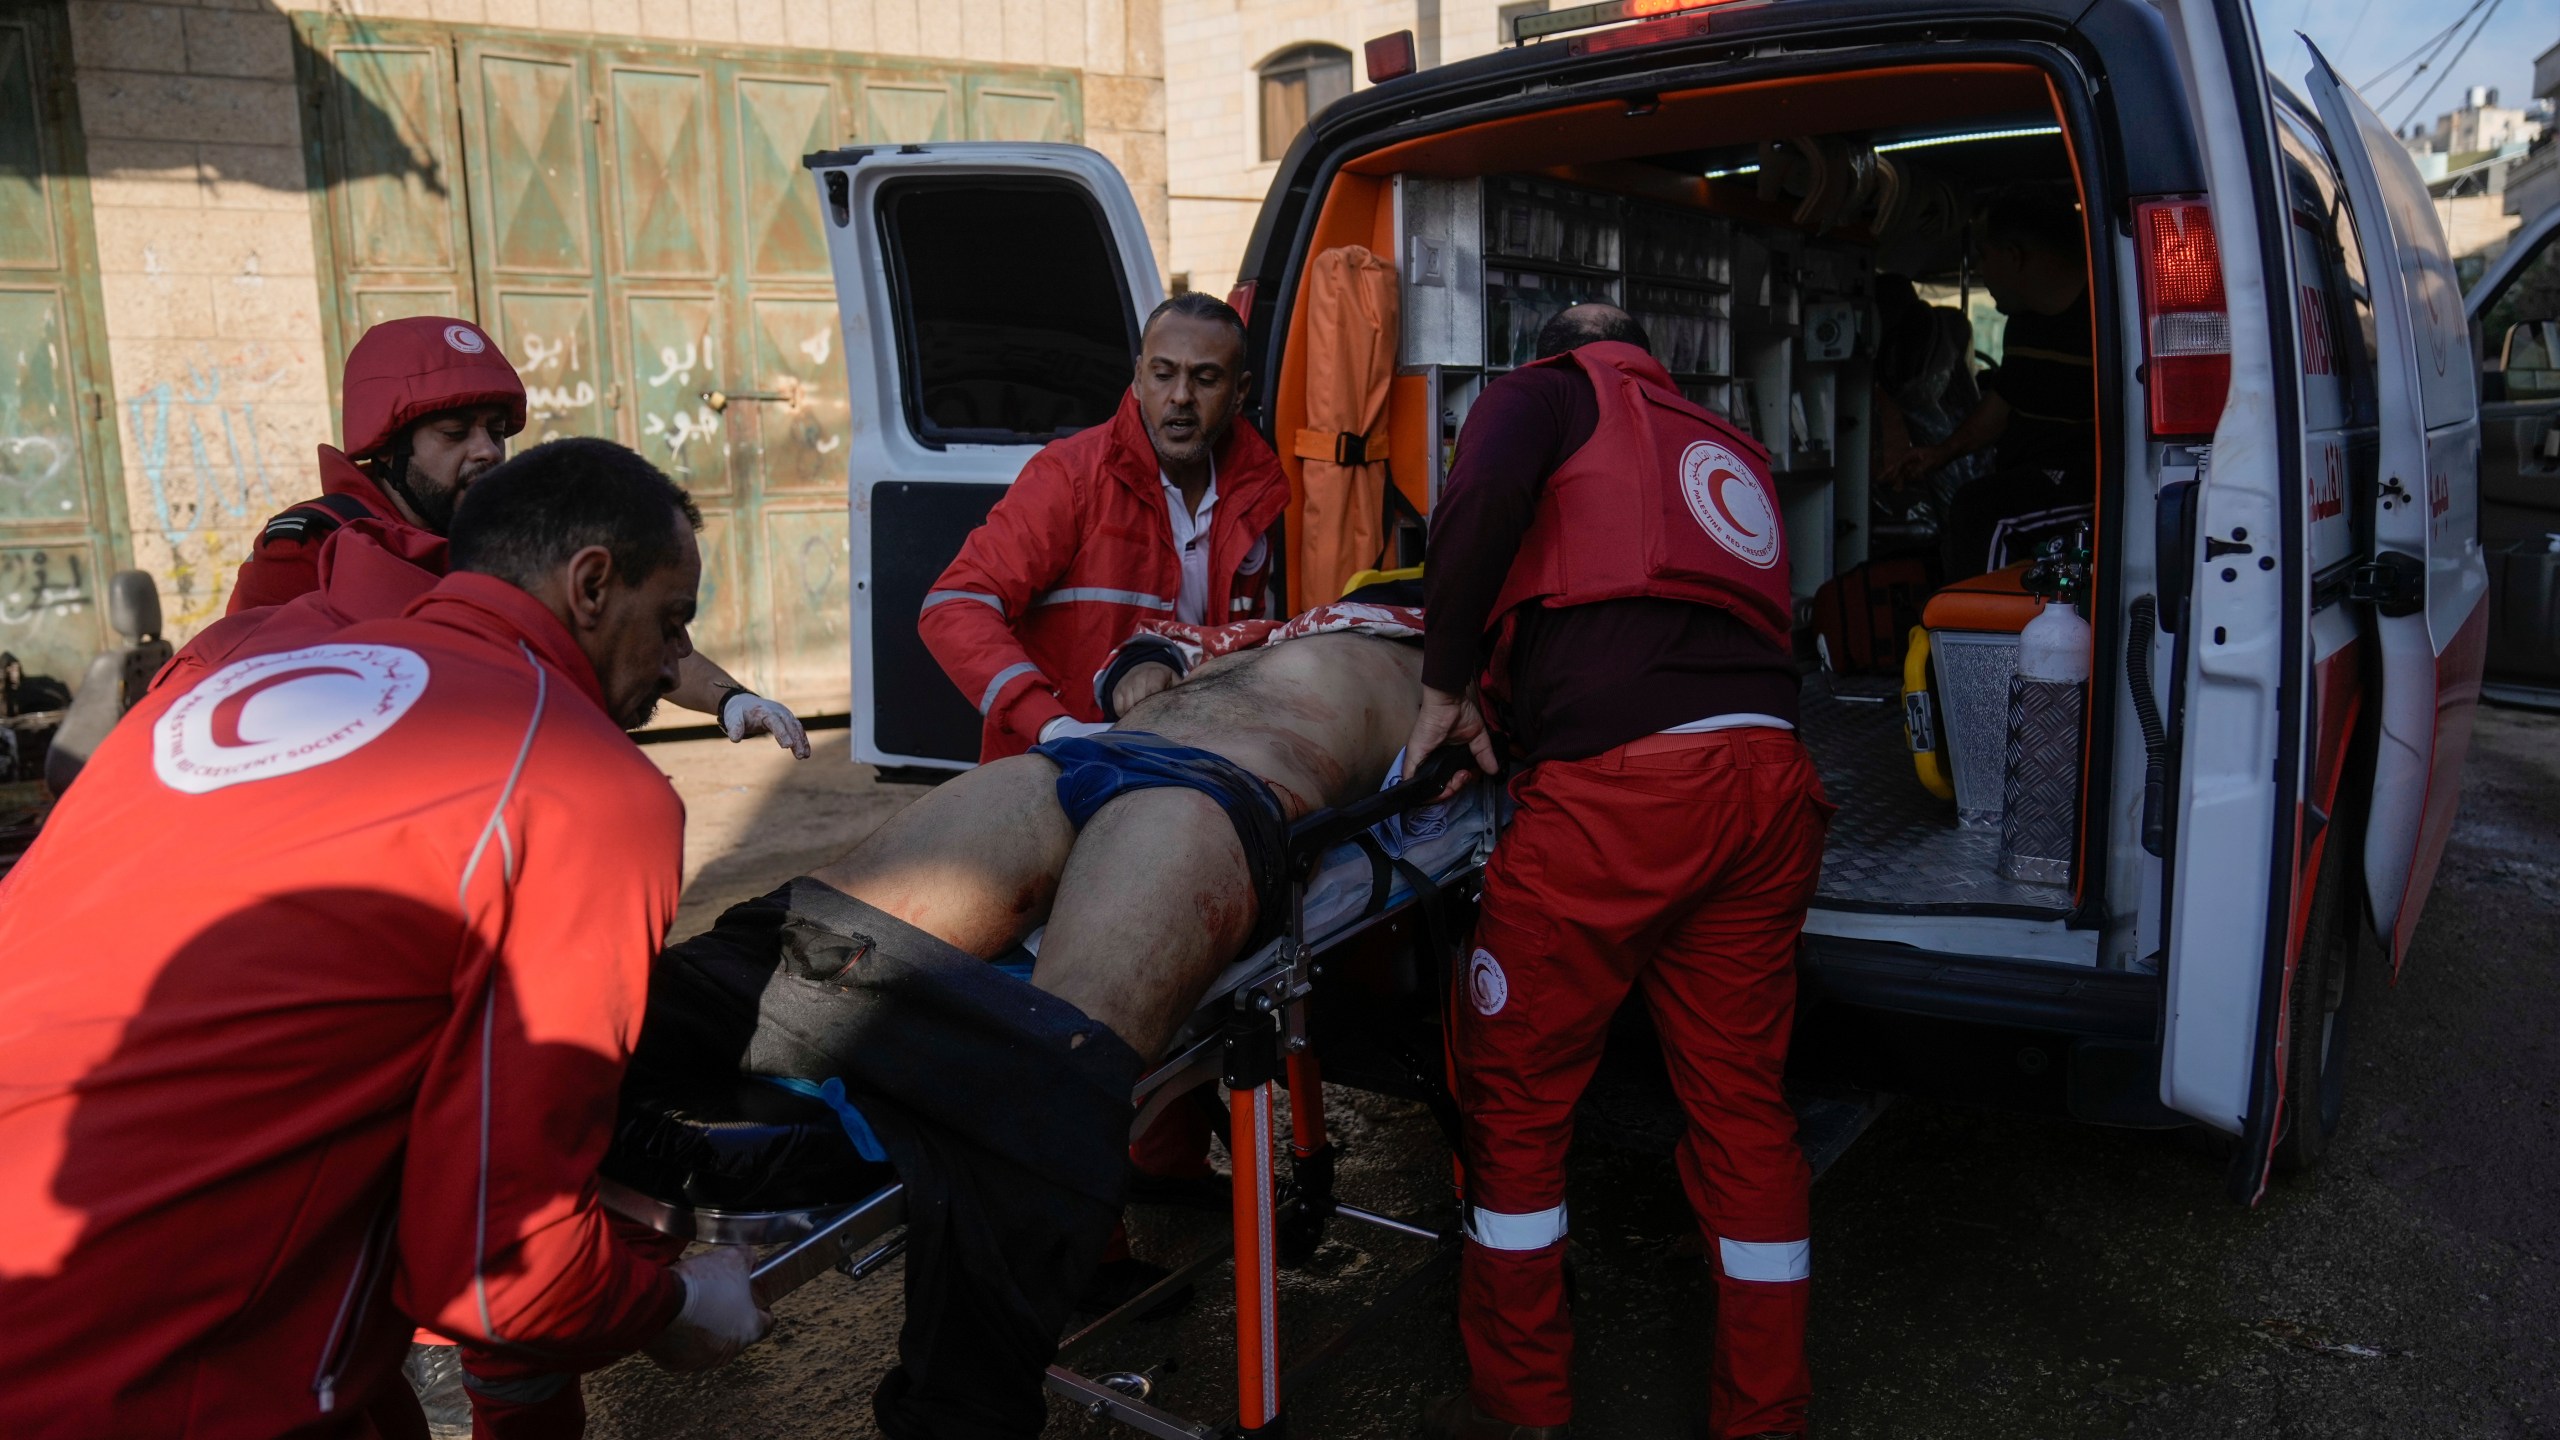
1406, 306, 1831, 1440
231, 314, 809, 757
921, 293, 1288, 762
0, 438, 772, 1440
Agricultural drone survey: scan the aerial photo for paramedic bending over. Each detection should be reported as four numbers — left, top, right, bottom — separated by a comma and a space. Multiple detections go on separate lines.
1404, 305, 1832, 1440
0, 440, 768, 1440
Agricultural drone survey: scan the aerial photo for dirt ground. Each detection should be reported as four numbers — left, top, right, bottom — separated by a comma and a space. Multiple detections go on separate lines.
587, 709, 2560, 1439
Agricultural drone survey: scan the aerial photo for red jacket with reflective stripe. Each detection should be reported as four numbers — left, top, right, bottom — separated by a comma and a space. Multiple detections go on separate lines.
227, 447, 419, 615
919, 390, 1288, 761
165, 520, 449, 696
0, 574, 686, 1439
1489, 342, 1793, 651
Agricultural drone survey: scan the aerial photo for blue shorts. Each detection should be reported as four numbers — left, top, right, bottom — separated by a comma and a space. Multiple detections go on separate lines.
1029, 730, 1290, 938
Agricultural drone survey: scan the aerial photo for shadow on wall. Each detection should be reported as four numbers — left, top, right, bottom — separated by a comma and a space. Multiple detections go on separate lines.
15, 4, 446, 657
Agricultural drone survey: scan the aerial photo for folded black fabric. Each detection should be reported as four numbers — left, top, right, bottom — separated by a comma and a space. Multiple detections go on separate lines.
629, 878, 1142, 1439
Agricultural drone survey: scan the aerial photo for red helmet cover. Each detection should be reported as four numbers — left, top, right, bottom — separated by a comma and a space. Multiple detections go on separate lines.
339, 316, 529, 458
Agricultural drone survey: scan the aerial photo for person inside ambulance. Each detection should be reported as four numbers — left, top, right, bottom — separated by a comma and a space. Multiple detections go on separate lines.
0, 438, 771, 1440
1404, 304, 1832, 1440
231, 314, 811, 757
1880, 190, 2098, 578
920, 292, 1288, 762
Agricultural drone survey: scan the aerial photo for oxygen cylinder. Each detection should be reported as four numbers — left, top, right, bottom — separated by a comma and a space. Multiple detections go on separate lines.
1998, 600, 2092, 886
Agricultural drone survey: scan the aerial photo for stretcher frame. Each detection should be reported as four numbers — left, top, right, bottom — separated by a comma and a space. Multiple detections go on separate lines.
606, 751, 1485, 1439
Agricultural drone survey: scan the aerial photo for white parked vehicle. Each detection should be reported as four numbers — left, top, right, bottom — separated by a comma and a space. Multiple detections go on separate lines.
819, 0, 2483, 1203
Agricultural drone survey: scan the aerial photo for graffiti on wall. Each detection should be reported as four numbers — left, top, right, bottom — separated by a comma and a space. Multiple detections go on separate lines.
122, 345, 302, 628
0, 546, 89, 633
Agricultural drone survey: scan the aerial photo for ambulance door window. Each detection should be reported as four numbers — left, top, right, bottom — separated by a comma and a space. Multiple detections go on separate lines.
2472, 224, 2560, 693
878, 179, 1140, 448
2274, 105, 2370, 583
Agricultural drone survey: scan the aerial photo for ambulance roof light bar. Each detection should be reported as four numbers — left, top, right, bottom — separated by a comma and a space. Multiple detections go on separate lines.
1512, 0, 1759, 47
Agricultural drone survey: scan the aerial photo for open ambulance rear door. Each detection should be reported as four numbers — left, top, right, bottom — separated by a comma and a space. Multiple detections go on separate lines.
808, 143, 1162, 770
2149, 0, 2318, 1203
2302, 47, 2489, 974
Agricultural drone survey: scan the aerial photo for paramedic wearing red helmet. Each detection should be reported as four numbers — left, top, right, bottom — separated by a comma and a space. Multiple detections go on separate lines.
231, 315, 810, 757
0, 440, 770, 1439
1407, 305, 1832, 1440
921, 293, 1287, 762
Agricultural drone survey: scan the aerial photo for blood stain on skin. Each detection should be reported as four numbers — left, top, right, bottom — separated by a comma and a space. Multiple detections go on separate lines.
1008, 876, 1054, 916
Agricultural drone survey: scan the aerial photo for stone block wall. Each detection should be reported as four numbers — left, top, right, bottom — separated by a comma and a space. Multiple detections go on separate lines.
1160, 0, 1505, 291
62, 0, 1167, 636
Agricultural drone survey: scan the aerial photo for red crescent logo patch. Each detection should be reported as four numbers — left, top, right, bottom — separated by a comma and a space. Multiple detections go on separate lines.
155, 644, 429, 794
1678, 440, 1782, 569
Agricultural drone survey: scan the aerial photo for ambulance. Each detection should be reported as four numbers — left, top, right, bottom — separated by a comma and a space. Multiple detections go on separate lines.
822, 0, 2485, 1203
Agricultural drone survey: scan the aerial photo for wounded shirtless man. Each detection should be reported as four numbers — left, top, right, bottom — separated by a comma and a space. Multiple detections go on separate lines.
620, 604, 1451, 1440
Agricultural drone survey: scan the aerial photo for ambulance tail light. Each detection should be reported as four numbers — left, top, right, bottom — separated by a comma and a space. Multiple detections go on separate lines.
1226, 280, 1259, 327
2136, 198, 2231, 438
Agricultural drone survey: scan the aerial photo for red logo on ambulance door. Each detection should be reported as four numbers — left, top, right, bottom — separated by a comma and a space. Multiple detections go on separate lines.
2309, 443, 2345, 523
1677, 439, 1782, 570
154, 643, 429, 794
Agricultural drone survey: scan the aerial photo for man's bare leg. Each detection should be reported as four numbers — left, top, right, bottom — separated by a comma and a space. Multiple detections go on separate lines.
806, 755, 1074, 958
1032, 789, 1258, 1058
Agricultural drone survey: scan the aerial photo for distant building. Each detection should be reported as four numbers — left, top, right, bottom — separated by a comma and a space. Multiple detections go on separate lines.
2402, 81, 2553, 280
1162, 0, 1521, 294
2502, 41, 2560, 239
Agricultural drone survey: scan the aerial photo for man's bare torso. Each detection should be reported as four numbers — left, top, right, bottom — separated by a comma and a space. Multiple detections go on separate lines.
807, 632, 1425, 1053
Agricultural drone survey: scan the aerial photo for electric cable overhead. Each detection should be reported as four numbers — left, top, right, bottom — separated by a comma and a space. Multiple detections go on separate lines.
2361, 0, 2489, 104
2337, 0, 2381, 61
2396, 0, 2505, 133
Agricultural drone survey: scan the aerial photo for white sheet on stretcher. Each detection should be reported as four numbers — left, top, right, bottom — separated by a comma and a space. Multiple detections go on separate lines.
1298, 766, 1499, 943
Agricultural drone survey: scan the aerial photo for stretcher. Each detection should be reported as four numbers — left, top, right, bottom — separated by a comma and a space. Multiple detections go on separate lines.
603, 749, 1497, 1438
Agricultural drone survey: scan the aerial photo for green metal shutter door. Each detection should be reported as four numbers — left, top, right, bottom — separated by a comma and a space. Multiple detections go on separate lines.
0, 4, 123, 694
300, 25, 477, 350
303, 22, 1082, 714
460, 37, 615, 452
726, 68, 852, 706
600, 53, 748, 686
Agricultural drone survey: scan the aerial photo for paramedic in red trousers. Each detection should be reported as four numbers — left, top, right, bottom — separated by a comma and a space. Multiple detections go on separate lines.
0, 438, 772, 1439
1406, 304, 1832, 1440
232, 313, 810, 757
920, 291, 1286, 760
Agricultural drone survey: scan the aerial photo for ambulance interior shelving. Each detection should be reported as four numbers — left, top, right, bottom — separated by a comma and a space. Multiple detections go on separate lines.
1356, 68, 2127, 972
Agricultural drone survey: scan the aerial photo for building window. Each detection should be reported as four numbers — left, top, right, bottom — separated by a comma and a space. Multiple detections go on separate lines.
1259, 45, 1352, 163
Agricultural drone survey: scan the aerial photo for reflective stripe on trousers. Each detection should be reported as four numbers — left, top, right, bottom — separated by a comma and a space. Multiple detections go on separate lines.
1449, 727, 1830, 1437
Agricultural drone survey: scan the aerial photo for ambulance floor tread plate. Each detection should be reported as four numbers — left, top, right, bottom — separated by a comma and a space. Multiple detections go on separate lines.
1796, 678, 2073, 917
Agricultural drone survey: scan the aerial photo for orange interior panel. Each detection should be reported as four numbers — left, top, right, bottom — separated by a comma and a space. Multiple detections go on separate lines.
1273, 172, 1393, 606
1920, 563, 2043, 634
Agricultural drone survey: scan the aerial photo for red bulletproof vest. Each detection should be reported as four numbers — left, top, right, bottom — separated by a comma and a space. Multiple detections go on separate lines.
1488, 340, 1794, 647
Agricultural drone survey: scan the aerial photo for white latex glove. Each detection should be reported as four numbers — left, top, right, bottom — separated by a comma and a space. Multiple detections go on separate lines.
721, 691, 811, 759
643, 1246, 773, 1372
1038, 716, 1113, 744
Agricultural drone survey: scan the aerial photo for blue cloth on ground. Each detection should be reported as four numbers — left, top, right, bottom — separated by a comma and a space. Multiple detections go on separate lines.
758, 1074, 889, 1163
1029, 730, 1291, 936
